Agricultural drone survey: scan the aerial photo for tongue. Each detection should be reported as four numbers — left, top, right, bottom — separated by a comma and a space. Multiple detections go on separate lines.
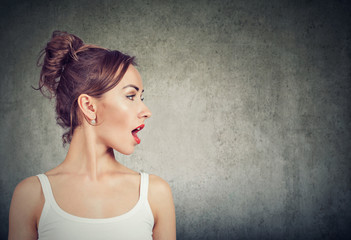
132, 130, 141, 144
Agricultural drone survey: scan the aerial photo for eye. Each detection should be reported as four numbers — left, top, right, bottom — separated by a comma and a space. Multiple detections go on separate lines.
127, 95, 135, 100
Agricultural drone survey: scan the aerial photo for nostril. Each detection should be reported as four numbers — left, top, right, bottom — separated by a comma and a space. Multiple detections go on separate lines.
139, 111, 151, 119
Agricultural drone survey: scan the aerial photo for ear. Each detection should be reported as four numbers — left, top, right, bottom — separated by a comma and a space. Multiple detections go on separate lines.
77, 94, 97, 120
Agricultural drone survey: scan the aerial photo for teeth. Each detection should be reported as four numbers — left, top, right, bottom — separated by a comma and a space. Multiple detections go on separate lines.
133, 126, 143, 132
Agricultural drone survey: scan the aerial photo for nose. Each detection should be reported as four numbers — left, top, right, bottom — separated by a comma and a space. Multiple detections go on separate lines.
138, 102, 152, 119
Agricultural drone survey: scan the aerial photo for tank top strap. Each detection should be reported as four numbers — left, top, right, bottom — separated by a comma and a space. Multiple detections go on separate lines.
36, 174, 55, 204
37, 173, 149, 204
139, 172, 149, 202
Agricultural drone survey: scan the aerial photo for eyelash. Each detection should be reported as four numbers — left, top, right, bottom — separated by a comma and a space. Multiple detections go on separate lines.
127, 95, 144, 101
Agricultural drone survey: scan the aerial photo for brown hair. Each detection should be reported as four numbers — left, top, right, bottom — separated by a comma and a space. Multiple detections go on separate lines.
34, 31, 136, 147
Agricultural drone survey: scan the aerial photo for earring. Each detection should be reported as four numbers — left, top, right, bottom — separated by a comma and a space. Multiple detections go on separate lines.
91, 119, 96, 125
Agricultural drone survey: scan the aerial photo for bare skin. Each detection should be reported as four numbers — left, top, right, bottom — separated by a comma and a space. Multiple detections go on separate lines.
8, 65, 176, 240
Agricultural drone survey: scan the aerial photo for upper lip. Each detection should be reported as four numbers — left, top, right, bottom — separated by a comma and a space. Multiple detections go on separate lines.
132, 124, 145, 132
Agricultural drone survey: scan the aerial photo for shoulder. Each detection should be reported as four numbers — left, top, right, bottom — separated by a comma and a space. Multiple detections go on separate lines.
147, 174, 176, 239
12, 176, 43, 203
148, 174, 173, 197
10, 176, 44, 217
9, 176, 44, 239
147, 174, 175, 219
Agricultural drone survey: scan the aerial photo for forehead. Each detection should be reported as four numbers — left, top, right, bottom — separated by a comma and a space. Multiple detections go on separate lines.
99, 65, 143, 100
117, 65, 143, 90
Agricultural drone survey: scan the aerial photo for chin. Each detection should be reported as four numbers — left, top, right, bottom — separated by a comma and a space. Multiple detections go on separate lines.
113, 146, 135, 155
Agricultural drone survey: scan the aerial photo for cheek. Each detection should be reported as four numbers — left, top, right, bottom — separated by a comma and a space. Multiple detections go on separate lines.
99, 101, 131, 134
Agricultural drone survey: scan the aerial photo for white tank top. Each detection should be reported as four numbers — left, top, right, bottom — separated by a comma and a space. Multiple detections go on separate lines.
36, 172, 154, 240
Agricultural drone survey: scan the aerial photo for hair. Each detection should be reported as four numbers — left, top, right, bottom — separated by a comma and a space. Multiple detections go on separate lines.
33, 30, 136, 147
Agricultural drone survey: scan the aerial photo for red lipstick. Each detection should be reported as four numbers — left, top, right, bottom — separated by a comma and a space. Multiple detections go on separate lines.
132, 124, 145, 144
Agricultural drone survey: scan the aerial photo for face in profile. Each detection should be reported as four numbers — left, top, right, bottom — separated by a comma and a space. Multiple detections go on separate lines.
94, 65, 152, 155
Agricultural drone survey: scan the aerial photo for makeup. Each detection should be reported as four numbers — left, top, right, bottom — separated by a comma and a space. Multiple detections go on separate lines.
131, 124, 145, 144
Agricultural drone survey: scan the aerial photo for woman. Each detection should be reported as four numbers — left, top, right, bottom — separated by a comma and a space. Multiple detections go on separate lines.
8, 31, 176, 240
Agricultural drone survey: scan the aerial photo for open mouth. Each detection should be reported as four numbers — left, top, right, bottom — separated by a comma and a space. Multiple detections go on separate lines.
131, 124, 145, 144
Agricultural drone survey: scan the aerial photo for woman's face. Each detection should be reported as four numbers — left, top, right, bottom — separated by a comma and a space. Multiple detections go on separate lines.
95, 65, 152, 155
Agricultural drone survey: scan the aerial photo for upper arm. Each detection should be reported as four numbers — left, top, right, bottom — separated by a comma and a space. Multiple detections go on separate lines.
8, 176, 43, 240
148, 175, 176, 240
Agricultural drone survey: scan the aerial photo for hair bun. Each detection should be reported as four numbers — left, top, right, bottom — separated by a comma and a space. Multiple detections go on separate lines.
52, 30, 83, 55
36, 31, 84, 97
50, 30, 84, 64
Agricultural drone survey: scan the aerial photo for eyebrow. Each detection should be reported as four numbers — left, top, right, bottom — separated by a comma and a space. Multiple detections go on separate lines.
122, 84, 144, 93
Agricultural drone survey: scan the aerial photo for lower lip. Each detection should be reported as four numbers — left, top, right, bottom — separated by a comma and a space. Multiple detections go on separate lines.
132, 124, 144, 144
133, 134, 141, 144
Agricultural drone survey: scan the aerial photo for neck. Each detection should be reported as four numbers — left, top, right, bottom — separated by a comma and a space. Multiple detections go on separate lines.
60, 125, 118, 181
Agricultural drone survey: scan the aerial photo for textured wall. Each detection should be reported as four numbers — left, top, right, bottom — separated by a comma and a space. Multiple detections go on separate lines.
1, 0, 350, 239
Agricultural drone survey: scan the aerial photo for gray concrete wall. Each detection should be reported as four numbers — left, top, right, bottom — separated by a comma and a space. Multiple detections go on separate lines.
1, 0, 350, 239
